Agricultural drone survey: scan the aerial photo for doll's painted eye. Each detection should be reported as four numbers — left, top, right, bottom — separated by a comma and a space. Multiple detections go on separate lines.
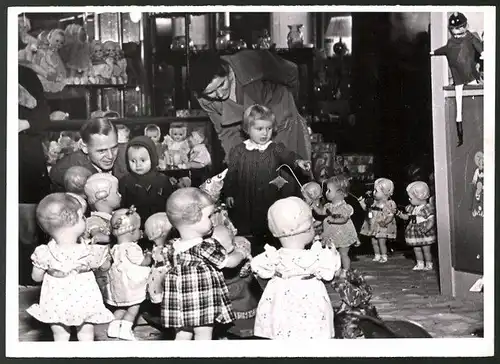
206, 179, 211, 184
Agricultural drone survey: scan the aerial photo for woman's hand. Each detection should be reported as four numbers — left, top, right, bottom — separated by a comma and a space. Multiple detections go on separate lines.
225, 196, 235, 208
296, 159, 311, 172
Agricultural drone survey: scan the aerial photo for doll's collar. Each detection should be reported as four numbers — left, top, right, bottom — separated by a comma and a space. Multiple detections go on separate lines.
91, 211, 112, 221
172, 237, 203, 253
244, 139, 273, 151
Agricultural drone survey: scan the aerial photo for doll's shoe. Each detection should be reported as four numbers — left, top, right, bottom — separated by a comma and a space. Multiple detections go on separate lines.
423, 262, 434, 271
412, 261, 425, 271
107, 320, 121, 338
372, 255, 381, 262
379, 255, 388, 263
118, 320, 137, 341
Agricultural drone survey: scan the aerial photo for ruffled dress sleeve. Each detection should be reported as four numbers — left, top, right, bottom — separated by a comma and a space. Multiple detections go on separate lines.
199, 238, 228, 270
31, 245, 50, 270
125, 243, 146, 266
87, 244, 110, 270
250, 244, 278, 279
295, 241, 340, 281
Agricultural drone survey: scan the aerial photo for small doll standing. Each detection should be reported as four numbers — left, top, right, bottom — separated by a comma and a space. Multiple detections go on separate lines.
144, 124, 164, 162
27, 193, 114, 341
251, 197, 341, 339
37, 28, 67, 92
396, 181, 436, 271
163, 188, 247, 340
430, 12, 484, 147
119, 136, 174, 227
471, 151, 484, 217
63, 165, 93, 212
163, 122, 190, 169
311, 175, 360, 271
144, 212, 173, 304
359, 178, 397, 263
224, 104, 311, 254
188, 129, 212, 169
104, 207, 152, 340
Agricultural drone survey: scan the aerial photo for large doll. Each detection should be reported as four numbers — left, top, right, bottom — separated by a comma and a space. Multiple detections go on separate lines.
89, 40, 113, 84
162, 122, 190, 169
38, 28, 68, 93
60, 24, 92, 83
431, 12, 484, 147
188, 129, 212, 169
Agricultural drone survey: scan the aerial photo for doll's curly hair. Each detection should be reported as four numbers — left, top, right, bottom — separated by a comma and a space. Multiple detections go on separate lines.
64, 166, 93, 195
144, 212, 173, 241
325, 174, 351, 197
36, 193, 82, 235
166, 187, 213, 227
84, 173, 119, 206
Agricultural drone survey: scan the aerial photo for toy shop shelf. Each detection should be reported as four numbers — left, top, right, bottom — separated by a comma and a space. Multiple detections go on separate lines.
46, 116, 210, 131
65, 84, 141, 90
443, 84, 484, 97
443, 84, 483, 91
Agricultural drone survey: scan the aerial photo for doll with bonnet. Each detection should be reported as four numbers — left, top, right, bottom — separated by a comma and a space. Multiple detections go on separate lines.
36, 28, 67, 92
396, 181, 436, 271
103, 206, 151, 341
188, 129, 212, 169
251, 196, 341, 339
163, 122, 190, 169
89, 40, 113, 84
359, 178, 397, 263
144, 212, 173, 304
103, 41, 126, 84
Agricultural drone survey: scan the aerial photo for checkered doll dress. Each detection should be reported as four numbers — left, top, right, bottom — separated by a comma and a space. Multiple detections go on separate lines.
404, 203, 436, 246
161, 237, 235, 328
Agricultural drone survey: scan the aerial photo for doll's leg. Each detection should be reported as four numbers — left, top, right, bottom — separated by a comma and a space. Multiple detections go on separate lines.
371, 238, 381, 261
338, 247, 351, 270
175, 327, 194, 340
113, 308, 127, 320
76, 323, 95, 341
455, 84, 464, 146
412, 247, 425, 270
422, 245, 433, 270
123, 304, 141, 323
50, 323, 71, 341
118, 304, 141, 341
193, 325, 214, 340
378, 238, 388, 263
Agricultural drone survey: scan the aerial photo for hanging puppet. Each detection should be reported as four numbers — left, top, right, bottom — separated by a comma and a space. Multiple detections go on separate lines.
471, 151, 484, 218
430, 12, 484, 147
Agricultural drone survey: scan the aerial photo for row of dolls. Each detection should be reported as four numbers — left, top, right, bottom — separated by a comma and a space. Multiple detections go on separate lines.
301, 176, 437, 272
19, 18, 128, 93
28, 163, 348, 341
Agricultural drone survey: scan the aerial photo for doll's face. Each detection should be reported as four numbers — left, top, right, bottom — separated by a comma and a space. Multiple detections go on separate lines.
170, 127, 187, 142
325, 182, 343, 203
146, 130, 161, 143
373, 185, 388, 201
104, 42, 117, 58
93, 44, 104, 59
475, 152, 484, 170
450, 25, 467, 38
248, 119, 273, 145
128, 146, 152, 175
50, 33, 65, 50
117, 129, 130, 143
408, 193, 425, 206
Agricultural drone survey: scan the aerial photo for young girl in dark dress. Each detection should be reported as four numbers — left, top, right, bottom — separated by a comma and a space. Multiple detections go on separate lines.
224, 104, 311, 255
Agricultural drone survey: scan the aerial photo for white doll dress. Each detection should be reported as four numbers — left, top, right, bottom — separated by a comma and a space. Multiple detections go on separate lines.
103, 242, 150, 307
146, 246, 169, 304
251, 242, 341, 339
26, 240, 114, 326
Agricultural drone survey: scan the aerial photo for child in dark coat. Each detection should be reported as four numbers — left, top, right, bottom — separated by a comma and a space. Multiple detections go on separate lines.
118, 136, 174, 231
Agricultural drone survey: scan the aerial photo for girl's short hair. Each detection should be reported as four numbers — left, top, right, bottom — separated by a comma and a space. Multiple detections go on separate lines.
374, 178, 394, 197
406, 181, 430, 201
166, 187, 213, 227
63, 166, 93, 195
242, 104, 276, 134
36, 193, 82, 235
326, 174, 350, 196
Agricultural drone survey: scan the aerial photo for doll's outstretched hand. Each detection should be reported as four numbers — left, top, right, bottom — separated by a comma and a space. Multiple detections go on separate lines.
226, 197, 235, 208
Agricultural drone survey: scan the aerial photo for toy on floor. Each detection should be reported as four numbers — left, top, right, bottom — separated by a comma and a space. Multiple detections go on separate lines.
431, 12, 484, 147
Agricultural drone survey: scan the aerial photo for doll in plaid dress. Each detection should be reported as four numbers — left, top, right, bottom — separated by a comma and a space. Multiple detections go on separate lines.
396, 181, 436, 271
163, 188, 248, 340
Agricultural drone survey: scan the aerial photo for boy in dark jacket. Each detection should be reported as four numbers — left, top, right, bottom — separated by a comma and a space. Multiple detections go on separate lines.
118, 136, 174, 230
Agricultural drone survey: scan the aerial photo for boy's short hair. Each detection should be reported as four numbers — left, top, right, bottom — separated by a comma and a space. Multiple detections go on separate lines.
63, 166, 93, 195
79, 118, 116, 144
326, 174, 351, 196
166, 187, 213, 227
242, 104, 276, 134
36, 193, 82, 235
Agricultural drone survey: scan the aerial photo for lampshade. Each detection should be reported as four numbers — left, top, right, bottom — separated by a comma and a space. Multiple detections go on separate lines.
325, 15, 352, 38
129, 12, 142, 23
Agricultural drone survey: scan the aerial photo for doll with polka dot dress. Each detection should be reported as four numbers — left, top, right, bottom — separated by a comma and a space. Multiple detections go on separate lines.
359, 178, 397, 263
396, 181, 436, 271
104, 206, 152, 341
251, 196, 341, 339
27, 193, 114, 341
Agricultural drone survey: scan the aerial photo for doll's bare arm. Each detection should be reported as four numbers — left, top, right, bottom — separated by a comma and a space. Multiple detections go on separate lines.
31, 266, 45, 282
420, 216, 435, 233
311, 200, 328, 215
223, 249, 246, 268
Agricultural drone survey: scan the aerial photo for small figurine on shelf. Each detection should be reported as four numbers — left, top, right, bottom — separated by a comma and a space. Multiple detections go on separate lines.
257, 29, 272, 49
144, 124, 164, 163
115, 48, 128, 84
103, 41, 125, 85
89, 40, 112, 84
31, 30, 50, 67
430, 12, 484, 147
471, 151, 484, 218
58, 131, 80, 156
49, 110, 69, 121
187, 129, 211, 169
162, 122, 190, 169
61, 24, 92, 84
287, 24, 304, 49
36, 28, 67, 93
